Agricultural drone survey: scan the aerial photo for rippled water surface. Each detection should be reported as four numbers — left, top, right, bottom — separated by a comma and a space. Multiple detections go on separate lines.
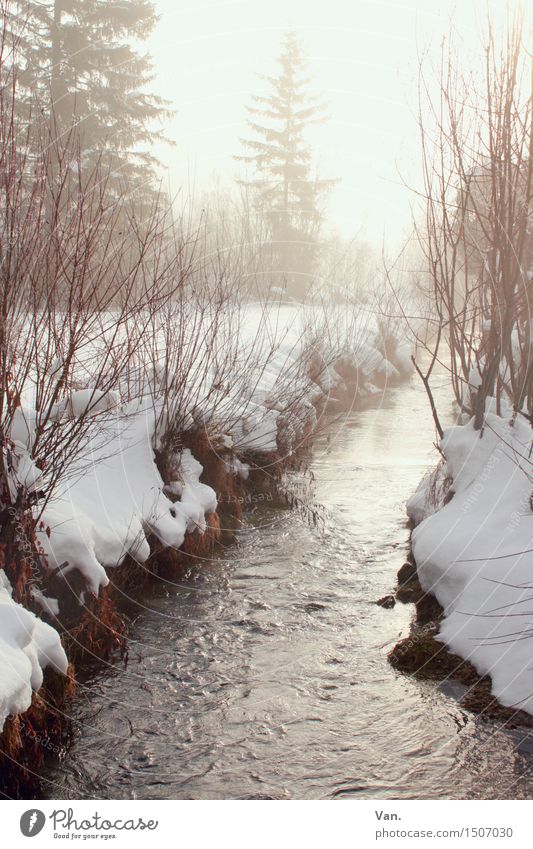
41, 372, 533, 799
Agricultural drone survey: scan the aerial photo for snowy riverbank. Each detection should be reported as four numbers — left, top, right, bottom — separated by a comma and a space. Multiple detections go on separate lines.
406, 407, 533, 717
0, 302, 412, 783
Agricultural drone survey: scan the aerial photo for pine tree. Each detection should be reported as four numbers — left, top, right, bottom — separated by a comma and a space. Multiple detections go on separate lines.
8, 0, 171, 205
236, 31, 335, 300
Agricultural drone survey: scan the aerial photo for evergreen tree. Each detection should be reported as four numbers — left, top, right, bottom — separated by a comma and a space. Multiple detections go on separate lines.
236, 31, 335, 300
9, 0, 171, 204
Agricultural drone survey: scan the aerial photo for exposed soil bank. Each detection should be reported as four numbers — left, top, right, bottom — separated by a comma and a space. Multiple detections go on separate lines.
389, 550, 533, 729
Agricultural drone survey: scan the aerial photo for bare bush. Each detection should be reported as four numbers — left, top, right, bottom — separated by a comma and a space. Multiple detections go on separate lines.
410, 12, 532, 431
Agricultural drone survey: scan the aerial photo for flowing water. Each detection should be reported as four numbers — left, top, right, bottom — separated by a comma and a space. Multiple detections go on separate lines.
40, 371, 533, 800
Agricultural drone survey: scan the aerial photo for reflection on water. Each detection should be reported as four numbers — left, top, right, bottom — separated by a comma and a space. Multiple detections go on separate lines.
41, 372, 533, 800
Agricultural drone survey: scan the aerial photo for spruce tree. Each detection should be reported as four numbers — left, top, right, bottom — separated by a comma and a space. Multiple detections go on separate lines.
236, 31, 334, 300
9, 0, 170, 204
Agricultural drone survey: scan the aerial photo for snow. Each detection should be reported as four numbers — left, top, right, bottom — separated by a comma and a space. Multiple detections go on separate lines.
10, 407, 36, 448
394, 344, 414, 376
0, 571, 68, 729
409, 411, 533, 715
223, 455, 250, 480
8, 446, 43, 495
37, 401, 218, 596
406, 466, 446, 525
31, 588, 60, 617
66, 388, 120, 419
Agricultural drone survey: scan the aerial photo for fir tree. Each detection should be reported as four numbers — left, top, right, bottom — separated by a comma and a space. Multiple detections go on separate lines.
9, 0, 171, 204
236, 31, 335, 300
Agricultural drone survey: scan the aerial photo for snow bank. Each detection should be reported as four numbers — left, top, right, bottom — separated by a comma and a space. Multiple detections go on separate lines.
37, 401, 218, 596
0, 572, 68, 729
406, 463, 450, 525
409, 412, 533, 714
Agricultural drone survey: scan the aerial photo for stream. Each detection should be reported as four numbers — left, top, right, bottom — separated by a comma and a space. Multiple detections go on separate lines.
39, 369, 533, 800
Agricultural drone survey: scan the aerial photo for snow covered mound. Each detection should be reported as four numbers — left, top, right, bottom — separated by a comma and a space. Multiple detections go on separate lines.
409, 412, 533, 714
38, 400, 218, 596
0, 572, 68, 729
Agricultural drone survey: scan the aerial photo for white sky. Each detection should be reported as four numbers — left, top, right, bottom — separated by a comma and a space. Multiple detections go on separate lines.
146, 0, 528, 245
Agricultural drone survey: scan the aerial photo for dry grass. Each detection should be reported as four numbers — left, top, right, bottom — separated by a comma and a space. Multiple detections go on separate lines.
0, 664, 76, 796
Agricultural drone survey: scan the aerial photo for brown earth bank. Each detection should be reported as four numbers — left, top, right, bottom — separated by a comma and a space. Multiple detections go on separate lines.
388, 550, 533, 730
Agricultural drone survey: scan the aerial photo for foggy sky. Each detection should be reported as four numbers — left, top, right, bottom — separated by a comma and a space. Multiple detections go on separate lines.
147, 0, 528, 246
